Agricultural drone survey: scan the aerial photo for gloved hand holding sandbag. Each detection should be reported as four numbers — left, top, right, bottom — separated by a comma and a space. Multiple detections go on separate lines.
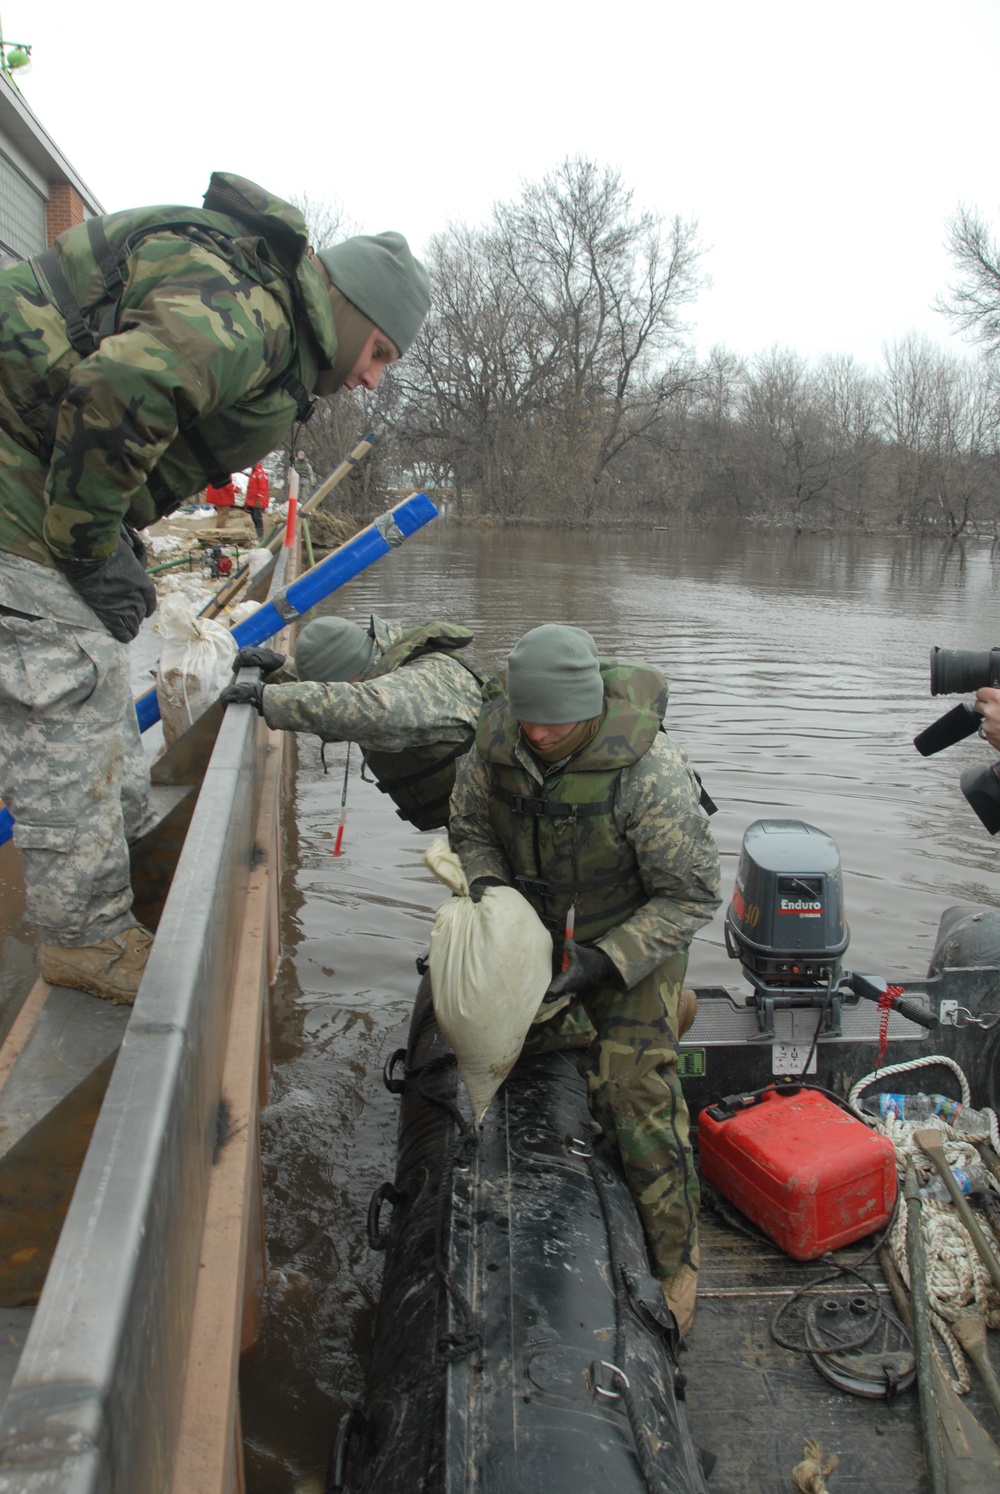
423, 838, 553, 1126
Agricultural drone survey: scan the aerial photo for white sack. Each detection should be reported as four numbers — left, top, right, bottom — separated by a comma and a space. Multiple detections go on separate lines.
226, 599, 262, 628
424, 838, 553, 1125
155, 593, 237, 747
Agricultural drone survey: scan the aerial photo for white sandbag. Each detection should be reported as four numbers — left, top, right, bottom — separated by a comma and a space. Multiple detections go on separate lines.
155, 593, 237, 747
226, 599, 262, 628
247, 547, 272, 581
423, 838, 553, 1125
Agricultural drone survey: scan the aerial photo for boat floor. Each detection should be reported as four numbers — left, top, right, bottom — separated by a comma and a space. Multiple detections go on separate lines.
684, 1186, 1000, 1492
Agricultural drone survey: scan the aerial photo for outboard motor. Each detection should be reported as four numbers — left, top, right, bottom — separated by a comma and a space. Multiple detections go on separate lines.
725, 819, 849, 1041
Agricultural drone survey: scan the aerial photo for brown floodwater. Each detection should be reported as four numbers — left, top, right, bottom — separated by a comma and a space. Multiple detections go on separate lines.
236, 520, 1000, 1491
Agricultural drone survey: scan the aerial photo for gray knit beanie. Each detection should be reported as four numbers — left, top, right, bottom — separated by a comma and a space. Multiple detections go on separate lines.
506, 625, 604, 724
295, 617, 374, 683
316, 232, 431, 355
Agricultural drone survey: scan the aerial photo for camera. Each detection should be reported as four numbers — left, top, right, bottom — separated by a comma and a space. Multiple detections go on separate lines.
914, 645, 1000, 834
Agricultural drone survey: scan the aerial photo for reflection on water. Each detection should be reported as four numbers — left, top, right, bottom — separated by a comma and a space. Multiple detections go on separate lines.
240, 521, 1000, 1490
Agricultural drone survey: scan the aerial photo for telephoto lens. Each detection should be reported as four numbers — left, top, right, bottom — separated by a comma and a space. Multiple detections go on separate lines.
929, 645, 1000, 696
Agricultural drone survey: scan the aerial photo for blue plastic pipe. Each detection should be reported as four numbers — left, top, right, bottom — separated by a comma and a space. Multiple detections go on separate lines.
135, 492, 437, 731
1, 493, 438, 848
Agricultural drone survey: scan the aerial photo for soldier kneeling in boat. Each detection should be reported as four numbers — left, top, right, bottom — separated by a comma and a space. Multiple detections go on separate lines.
221, 615, 486, 831
447, 623, 721, 1337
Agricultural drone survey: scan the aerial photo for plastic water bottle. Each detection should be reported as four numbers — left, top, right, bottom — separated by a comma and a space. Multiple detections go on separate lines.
863, 1092, 993, 1133
920, 1165, 992, 1202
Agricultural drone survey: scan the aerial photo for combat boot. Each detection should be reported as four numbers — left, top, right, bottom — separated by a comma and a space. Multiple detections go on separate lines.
661, 1244, 700, 1339
39, 925, 154, 1005
678, 987, 698, 1039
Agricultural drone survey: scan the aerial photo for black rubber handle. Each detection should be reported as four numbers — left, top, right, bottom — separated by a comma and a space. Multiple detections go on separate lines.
890, 997, 939, 1031
847, 972, 939, 1030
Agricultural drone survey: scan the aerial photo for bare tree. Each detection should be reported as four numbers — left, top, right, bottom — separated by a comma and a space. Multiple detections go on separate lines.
878, 334, 1000, 537
398, 158, 704, 522
937, 204, 1000, 354
496, 158, 703, 515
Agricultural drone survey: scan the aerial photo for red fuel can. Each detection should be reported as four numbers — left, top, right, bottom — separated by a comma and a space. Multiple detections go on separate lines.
698, 1087, 898, 1260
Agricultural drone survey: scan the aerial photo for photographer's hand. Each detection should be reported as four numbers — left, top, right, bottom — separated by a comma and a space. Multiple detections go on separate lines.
975, 688, 1000, 752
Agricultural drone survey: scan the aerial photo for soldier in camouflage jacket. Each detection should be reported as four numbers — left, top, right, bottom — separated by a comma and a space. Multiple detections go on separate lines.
223, 613, 486, 832
448, 624, 720, 1336
0, 172, 430, 1001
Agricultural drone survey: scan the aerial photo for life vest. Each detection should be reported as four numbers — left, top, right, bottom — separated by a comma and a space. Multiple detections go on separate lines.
476, 660, 668, 949
360, 623, 486, 831
23, 173, 335, 518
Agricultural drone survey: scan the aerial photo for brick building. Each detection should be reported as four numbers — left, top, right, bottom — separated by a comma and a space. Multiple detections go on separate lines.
0, 68, 102, 268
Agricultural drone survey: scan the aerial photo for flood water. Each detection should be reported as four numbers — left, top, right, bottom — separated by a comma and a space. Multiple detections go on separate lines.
238, 520, 1000, 1491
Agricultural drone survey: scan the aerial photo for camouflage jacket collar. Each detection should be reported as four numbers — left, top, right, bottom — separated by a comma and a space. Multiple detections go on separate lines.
481, 658, 669, 776
360, 613, 393, 677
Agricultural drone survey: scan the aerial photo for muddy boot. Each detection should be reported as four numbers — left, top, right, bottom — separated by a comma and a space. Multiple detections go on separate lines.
678, 987, 698, 1039
39, 925, 154, 1005
661, 1245, 700, 1339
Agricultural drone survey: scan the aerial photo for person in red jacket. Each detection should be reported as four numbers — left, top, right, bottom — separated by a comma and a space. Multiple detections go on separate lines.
243, 463, 270, 541
205, 479, 237, 528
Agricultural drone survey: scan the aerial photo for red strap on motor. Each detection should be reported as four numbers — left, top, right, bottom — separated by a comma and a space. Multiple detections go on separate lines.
874, 985, 905, 1070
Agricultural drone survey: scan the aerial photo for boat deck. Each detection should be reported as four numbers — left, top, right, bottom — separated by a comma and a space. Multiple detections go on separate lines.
677, 977, 1000, 1493
686, 1203, 936, 1492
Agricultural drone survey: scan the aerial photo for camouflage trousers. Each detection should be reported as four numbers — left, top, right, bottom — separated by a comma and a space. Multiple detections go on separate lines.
539, 951, 698, 1279
0, 562, 149, 945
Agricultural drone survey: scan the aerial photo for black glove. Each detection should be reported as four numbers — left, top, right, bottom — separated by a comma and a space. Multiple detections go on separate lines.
468, 876, 507, 903
220, 681, 266, 714
56, 530, 157, 644
233, 645, 286, 675
121, 520, 148, 566
544, 940, 619, 1003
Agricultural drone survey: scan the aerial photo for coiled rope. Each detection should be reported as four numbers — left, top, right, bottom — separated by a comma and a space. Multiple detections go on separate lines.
849, 1055, 1000, 1393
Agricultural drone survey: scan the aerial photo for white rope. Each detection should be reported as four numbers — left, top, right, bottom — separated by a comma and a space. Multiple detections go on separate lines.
854, 1055, 1000, 1392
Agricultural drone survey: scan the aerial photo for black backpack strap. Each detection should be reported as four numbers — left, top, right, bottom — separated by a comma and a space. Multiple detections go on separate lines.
177, 424, 231, 490
30, 248, 97, 358
694, 771, 718, 816
87, 216, 126, 296
278, 370, 315, 423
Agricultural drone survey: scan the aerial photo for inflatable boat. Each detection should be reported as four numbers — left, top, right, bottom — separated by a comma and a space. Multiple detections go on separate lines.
333, 976, 708, 1493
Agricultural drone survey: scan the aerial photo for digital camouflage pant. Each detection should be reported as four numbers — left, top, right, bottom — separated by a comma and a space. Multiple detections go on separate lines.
0, 572, 149, 946
527, 950, 698, 1279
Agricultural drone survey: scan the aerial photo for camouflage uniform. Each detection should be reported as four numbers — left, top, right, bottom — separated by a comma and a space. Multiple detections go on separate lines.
290, 452, 316, 496
261, 614, 486, 830
449, 661, 721, 1278
0, 173, 338, 947
0, 556, 150, 943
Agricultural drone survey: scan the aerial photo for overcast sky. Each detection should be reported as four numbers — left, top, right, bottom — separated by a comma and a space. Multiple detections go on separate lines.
6, 0, 1000, 370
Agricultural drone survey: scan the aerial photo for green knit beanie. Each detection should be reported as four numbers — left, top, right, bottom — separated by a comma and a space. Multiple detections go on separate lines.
506, 625, 604, 724
316, 232, 431, 355
295, 617, 374, 683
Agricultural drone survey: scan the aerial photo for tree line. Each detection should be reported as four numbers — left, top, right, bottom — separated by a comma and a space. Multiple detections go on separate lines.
292, 161, 1000, 537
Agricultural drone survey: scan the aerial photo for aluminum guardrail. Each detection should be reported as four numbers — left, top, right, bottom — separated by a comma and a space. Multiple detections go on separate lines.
0, 618, 279, 1493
